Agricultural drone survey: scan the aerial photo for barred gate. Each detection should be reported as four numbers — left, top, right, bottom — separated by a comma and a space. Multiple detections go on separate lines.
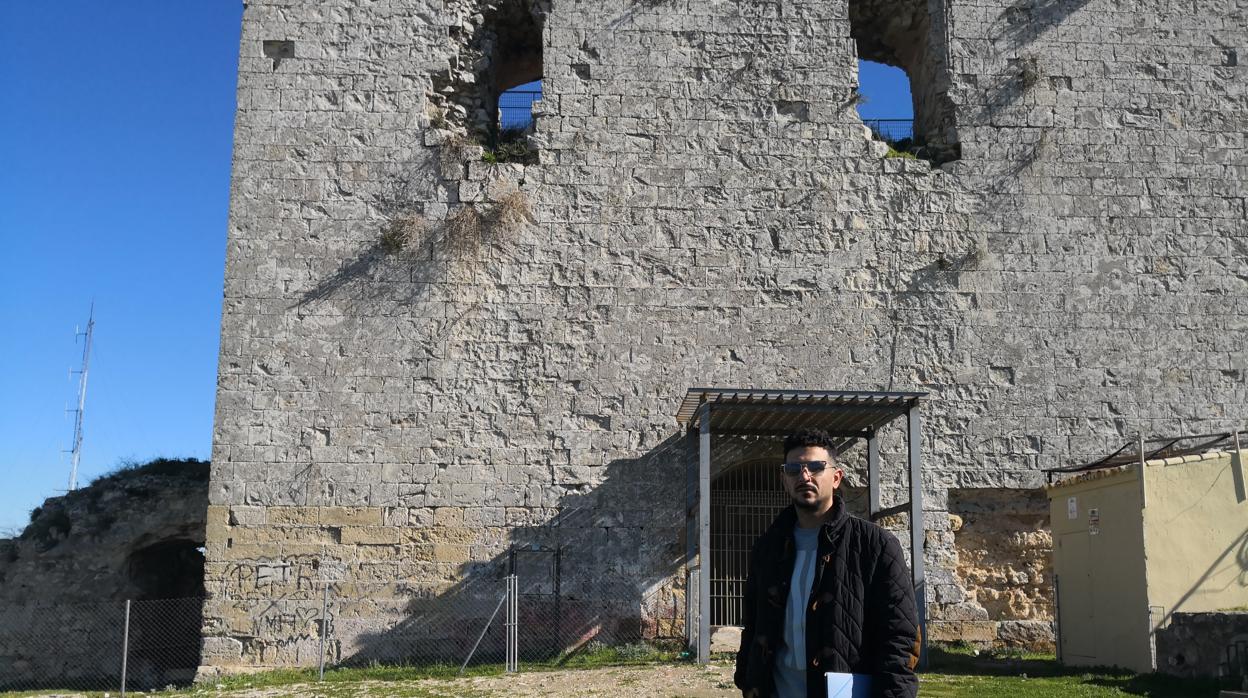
710, 462, 790, 626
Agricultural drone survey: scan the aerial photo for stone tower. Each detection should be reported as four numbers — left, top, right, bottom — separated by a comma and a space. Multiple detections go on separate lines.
204, 0, 1247, 667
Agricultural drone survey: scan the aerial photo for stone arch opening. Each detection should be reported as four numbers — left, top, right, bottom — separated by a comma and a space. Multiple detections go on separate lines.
849, 0, 960, 164
126, 539, 206, 600
125, 539, 206, 689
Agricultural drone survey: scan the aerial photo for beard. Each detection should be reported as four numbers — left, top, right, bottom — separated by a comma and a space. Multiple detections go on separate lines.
793, 497, 821, 511
791, 486, 828, 511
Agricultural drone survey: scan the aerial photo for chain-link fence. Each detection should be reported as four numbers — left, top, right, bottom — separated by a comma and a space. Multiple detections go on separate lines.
0, 596, 204, 693
862, 118, 914, 143
316, 571, 684, 675
1, 570, 685, 692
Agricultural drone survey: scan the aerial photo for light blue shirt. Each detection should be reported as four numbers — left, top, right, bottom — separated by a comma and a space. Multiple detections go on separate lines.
774, 525, 820, 698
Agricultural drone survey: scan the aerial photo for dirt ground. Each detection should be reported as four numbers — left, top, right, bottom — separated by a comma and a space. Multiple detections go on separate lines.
198, 663, 740, 698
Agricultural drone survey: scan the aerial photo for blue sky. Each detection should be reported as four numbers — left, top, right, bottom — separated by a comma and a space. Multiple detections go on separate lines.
0, 3, 911, 535
0, 2, 244, 533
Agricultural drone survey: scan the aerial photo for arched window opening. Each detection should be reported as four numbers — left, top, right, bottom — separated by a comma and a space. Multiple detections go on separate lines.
428, 0, 544, 164
498, 79, 542, 135
484, 1, 542, 161
857, 60, 915, 148
850, 0, 960, 164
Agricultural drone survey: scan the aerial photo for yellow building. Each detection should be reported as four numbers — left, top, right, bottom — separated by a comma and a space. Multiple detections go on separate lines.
1048, 447, 1248, 673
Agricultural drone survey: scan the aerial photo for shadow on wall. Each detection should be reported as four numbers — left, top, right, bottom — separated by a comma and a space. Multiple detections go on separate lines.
1163, 527, 1248, 629
336, 435, 690, 667
991, 0, 1096, 54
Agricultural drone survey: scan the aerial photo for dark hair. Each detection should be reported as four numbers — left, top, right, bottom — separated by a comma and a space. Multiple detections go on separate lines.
783, 428, 839, 458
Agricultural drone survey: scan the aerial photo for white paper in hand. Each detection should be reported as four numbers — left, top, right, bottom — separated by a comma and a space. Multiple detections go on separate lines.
825, 672, 872, 698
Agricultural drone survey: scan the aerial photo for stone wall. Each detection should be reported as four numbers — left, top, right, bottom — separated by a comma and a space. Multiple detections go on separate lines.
932, 488, 1053, 649
208, 0, 1248, 668
0, 459, 209, 689
1156, 611, 1248, 681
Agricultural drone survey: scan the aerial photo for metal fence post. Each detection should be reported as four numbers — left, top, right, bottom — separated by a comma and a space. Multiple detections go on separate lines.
507, 574, 518, 673
120, 599, 131, 697
318, 584, 329, 681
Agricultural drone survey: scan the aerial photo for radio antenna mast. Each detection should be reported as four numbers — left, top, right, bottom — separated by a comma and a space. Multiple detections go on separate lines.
66, 303, 95, 491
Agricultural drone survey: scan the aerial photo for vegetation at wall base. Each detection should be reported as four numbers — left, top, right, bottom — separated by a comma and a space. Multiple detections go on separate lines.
924, 644, 1221, 697
2, 643, 1220, 697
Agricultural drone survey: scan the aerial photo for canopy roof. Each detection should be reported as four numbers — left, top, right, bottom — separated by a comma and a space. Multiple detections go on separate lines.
675, 388, 926, 437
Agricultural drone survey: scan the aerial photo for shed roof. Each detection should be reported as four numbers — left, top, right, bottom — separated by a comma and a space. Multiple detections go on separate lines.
675, 388, 926, 436
1044, 430, 1247, 484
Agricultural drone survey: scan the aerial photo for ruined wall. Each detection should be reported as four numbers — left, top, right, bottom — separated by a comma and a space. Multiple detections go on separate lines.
208, 0, 1248, 666
0, 460, 209, 689
939, 488, 1053, 649
1156, 611, 1248, 680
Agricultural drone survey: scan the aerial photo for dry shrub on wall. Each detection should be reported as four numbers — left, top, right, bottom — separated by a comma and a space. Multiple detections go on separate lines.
379, 214, 427, 255
442, 205, 488, 258
490, 189, 535, 228
378, 190, 533, 262
441, 190, 534, 258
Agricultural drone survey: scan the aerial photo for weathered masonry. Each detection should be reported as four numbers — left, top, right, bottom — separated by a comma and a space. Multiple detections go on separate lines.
206, 0, 1247, 668
0, 460, 209, 689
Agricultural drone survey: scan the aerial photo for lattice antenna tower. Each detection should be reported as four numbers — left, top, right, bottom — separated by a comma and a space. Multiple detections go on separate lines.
66, 303, 95, 491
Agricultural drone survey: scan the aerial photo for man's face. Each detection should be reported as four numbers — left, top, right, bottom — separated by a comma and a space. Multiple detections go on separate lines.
782, 445, 844, 512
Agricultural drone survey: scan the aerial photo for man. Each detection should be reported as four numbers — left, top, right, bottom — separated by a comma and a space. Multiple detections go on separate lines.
734, 428, 920, 698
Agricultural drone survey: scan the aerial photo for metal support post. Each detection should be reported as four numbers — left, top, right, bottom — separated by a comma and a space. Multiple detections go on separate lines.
1232, 431, 1245, 503
506, 574, 518, 672
867, 431, 880, 518
697, 405, 712, 664
684, 425, 699, 653
906, 408, 927, 668
120, 599, 131, 697
318, 584, 329, 681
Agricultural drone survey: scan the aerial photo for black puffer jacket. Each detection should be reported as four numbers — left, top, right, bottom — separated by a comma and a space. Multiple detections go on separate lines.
733, 497, 920, 698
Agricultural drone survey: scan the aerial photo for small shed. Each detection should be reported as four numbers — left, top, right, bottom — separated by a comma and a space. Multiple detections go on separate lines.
1046, 432, 1248, 673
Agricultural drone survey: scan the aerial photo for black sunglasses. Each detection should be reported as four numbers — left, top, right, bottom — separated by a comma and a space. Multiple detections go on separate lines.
780, 460, 830, 476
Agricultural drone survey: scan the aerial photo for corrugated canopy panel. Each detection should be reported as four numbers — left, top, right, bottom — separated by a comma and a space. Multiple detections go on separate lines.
676, 388, 926, 436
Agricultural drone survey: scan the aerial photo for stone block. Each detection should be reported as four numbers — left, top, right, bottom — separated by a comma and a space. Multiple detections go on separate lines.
201, 636, 245, 663
229, 505, 267, 526
928, 620, 998, 644
319, 507, 383, 526
432, 544, 470, 563
710, 626, 742, 654
268, 506, 320, 525
341, 526, 400, 545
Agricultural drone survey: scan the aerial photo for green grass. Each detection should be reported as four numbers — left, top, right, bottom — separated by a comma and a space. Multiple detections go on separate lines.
923, 646, 1222, 697
2, 644, 1222, 698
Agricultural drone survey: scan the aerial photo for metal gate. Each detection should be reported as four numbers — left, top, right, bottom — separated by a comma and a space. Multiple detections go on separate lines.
710, 461, 790, 626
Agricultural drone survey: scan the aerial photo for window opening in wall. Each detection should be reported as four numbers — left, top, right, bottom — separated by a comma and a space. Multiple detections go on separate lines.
484, 1, 542, 162
429, 0, 544, 165
849, 0, 960, 164
498, 79, 542, 133
857, 60, 915, 148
